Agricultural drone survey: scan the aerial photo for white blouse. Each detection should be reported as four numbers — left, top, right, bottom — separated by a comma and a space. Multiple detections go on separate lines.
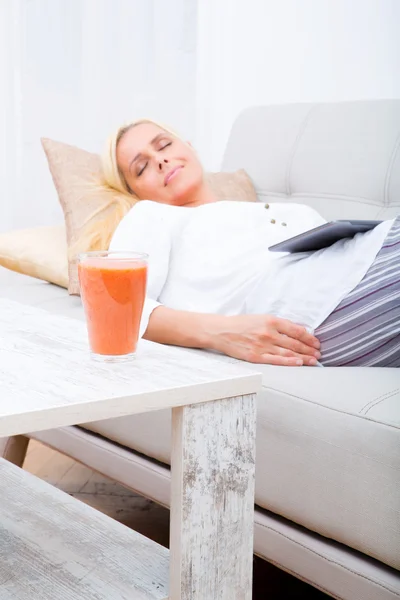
109, 200, 393, 336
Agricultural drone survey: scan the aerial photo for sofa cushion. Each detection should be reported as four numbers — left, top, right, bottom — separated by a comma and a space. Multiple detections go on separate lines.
0, 268, 83, 320
0, 225, 68, 289
41, 138, 137, 296
2, 268, 399, 570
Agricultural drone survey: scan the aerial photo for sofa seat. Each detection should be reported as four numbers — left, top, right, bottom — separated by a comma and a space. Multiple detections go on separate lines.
1, 266, 399, 572
83, 361, 399, 571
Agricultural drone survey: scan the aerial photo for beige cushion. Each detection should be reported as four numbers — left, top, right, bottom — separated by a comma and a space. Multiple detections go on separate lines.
0, 226, 68, 289
41, 138, 136, 295
42, 138, 258, 295
204, 169, 258, 202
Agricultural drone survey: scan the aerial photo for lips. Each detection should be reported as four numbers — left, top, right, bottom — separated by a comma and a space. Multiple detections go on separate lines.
164, 166, 183, 186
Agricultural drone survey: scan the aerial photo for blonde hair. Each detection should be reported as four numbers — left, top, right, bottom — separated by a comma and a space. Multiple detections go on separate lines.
70, 119, 177, 259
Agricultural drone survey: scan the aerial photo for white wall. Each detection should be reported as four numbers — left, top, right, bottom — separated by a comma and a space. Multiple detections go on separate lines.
195, 0, 400, 170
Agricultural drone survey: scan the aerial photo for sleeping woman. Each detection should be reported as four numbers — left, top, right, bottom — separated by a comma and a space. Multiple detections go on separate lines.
85, 119, 399, 367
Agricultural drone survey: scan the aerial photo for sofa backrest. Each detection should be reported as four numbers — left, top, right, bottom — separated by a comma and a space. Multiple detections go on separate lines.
222, 100, 400, 220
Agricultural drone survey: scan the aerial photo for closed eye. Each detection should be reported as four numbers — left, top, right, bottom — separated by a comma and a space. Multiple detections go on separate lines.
137, 162, 148, 176
159, 141, 172, 151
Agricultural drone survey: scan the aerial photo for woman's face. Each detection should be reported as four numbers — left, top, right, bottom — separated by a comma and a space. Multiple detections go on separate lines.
116, 123, 204, 206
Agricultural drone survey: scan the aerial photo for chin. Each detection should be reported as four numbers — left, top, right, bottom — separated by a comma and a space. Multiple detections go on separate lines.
168, 177, 202, 207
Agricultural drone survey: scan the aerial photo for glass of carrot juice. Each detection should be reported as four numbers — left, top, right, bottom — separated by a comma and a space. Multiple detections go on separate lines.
78, 251, 148, 362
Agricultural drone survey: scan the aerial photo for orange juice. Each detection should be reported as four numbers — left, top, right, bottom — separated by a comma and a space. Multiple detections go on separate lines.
78, 253, 148, 359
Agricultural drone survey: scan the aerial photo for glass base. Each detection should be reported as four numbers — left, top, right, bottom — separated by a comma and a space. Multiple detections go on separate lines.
90, 352, 136, 363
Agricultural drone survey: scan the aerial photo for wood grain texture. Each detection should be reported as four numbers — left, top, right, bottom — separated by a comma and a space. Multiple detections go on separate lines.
0, 299, 261, 437
170, 395, 257, 600
0, 458, 169, 600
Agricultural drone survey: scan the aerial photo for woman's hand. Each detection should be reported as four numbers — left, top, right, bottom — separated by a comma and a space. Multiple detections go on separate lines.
208, 314, 321, 366
146, 306, 320, 366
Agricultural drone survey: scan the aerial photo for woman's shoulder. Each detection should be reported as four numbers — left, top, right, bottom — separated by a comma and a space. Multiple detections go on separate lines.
110, 201, 177, 250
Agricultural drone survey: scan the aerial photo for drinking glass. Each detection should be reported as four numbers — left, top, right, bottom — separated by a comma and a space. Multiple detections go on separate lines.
78, 251, 148, 362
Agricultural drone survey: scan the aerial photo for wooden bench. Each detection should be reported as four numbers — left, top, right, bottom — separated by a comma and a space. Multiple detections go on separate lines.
0, 458, 169, 599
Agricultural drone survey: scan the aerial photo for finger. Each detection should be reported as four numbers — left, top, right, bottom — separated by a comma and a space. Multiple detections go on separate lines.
272, 346, 319, 365
273, 334, 321, 358
274, 319, 320, 349
302, 355, 319, 366
257, 353, 304, 366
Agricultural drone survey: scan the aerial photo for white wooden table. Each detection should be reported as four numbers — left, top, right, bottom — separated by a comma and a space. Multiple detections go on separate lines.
0, 299, 262, 599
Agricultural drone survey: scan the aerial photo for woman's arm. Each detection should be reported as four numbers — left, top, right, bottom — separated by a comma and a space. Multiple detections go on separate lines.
145, 306, 321, 366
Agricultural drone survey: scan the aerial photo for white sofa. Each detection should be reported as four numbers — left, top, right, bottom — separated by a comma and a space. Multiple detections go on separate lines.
1, 100, 399, 599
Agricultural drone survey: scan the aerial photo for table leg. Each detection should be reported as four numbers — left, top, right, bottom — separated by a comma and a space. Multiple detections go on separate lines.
170, 394, 257, 600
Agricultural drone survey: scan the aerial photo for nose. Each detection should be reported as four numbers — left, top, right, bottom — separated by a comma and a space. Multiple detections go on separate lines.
158, 158, 168, 170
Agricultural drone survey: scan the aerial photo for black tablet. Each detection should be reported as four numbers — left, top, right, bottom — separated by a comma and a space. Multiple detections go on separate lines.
269, 220, 382, 253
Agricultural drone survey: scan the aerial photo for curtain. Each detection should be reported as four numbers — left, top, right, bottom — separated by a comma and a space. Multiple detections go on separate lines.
0, 0, 197, 232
